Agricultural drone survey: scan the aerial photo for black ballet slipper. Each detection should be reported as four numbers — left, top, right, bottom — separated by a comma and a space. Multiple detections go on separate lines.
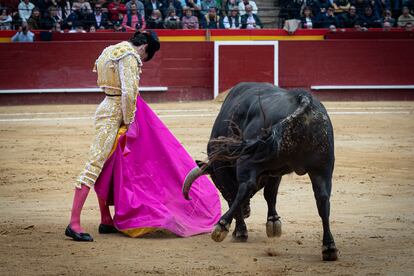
65, 225, 94, 242
98, 224, 119, 234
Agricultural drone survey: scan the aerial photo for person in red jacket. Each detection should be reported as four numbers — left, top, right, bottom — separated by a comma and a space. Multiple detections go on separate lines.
108, 0, 127, 23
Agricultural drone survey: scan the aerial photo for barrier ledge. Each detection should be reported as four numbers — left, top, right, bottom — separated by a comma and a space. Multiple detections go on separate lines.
311, 85, 414, 90
0, 87, 168, 94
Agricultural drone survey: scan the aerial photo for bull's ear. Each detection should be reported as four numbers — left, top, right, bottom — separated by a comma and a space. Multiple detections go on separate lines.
195, 160, 207, 168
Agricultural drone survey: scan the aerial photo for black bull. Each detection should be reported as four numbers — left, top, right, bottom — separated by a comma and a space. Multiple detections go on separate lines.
182, 82, 338, 261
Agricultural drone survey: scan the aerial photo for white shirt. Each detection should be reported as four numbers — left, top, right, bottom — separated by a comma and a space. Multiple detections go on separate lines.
95, 13, 102, 26
238, 1, 257, 16
246, 14, 256, 29
18, 1, 35, 22
223, 16, 240, 29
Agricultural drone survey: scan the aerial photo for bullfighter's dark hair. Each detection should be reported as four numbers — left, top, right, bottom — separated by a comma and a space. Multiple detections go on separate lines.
129, 32, 148, 47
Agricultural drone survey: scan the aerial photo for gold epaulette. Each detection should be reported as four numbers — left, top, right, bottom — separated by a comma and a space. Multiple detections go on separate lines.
109, 42, 143, 67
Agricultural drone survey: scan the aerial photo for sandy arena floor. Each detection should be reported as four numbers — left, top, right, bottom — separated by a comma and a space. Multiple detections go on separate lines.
0, 100, 413, 275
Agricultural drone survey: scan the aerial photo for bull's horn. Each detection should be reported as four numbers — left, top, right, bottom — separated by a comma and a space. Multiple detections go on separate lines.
182, 166, 204, 200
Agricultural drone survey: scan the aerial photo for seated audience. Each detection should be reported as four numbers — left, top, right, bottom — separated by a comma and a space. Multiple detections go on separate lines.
201, 0, 218, 14
145, 0, 165, 20
358, 5, 381, 27
225, 0, 239, 16
72, 0, 93, 15
241, 4, 262, 28
405, 21, 413, 31
164, 8, 181, 28
317, 6, 339, 28
0, 8, 13, 30
85, 4, 109, 29
204, 7, 220, 28
11, 22, 34, 42
108, 0, 126, 23
382, 20, 392, 30
221, 6, 241, 29
89, 25, 96, 31
55, 0, 72, 21
238, 0, 258, 16
397, 6, 414, 27
113, 21, 126, 31
341, 5, 359, 27
333, 0, 350, 15
300, 6, 316, 29
69, 23, 86, 32
353, 0, 369, 16
27, 7, 41, 29
126, 0, 145, 19
182, 6, 199, 29
52, 21, 64, 32
180, 0, 202, 19
64, 5, 84, 30
122, 3, 145, 30
314, 0, 333, 17
382, 9, 395, 26
41, 6, 63, 30
165, 0, 183, 17
146, 9, 164, 28
18, 0, 35, 22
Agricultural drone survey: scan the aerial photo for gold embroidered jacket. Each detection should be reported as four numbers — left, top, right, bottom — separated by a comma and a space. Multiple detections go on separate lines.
94, 41, 143, 125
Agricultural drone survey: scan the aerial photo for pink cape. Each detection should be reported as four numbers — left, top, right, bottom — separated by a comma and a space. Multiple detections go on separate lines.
94, 96, 221, 237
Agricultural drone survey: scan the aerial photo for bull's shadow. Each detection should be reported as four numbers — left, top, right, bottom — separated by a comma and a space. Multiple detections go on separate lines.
183, 82, 338, 261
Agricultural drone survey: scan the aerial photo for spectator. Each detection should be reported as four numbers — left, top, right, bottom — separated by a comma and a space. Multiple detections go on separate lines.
204, 7, 220, 28
11, 22, 34, 41
180, 0, 201, 19
52, 21, 64, 32
221, 6, 241, 28
146, 9, 164, 28
18, 0, 35, 22
108, 0, 126, 23
279, 0, 302, 21
382, 9, 395, 26
89, 24, 96, 31
225, 0, 239, 16
41, 6, 62, 30
113, 21, 126, 31
145, 0, 164, 20
397, 6, 414, 26
342, 5, 359, 27
64, 5, 83, 30
182, 6, 199, 29
241, 4, 262, 28
164, 8, 181, 28
317, 6, 340, 27
165, 0, 183, 17
238, 0, 258, 16
300, 5, 316, 28
55, 0, 72, 20
126, 0, 145, 19
201, 0, 218, 14
353, 0, 369, 16
369, 0, 389, 18
382, 20, 392, 29
333, 0, 350, 15
122, 3, 145, 30
405, 21, 413, 30
27, 7, 41, 29
314, 0, 333, 16
72, 0, 93, 15
0, 8, 13, 30
85, 3, 109, 29
69, 23, 86, 32
358, 5, 381, 27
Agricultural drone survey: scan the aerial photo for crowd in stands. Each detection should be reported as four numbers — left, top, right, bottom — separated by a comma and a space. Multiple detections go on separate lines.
0, 0, 264, 34
279, 0, 414, 30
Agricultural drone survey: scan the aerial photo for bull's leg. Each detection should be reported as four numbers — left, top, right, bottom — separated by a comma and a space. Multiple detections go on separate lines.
211, 163, 256, 242
264, 176, 282, 238
231, 210, 248, 242
309, 171, 338, 261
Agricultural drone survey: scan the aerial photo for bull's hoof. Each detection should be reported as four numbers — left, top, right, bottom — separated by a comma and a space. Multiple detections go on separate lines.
231, 229, 248, 242
266, 217, 282, 238
211, 221, 230, 242
322, 244, 338, 261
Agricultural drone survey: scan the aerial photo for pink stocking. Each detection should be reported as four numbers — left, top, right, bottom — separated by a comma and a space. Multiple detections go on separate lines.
69, 184, 90, 233
97, 195, 114, 226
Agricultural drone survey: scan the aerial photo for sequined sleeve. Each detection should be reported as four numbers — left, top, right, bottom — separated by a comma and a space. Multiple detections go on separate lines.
119, 55, 140, 125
